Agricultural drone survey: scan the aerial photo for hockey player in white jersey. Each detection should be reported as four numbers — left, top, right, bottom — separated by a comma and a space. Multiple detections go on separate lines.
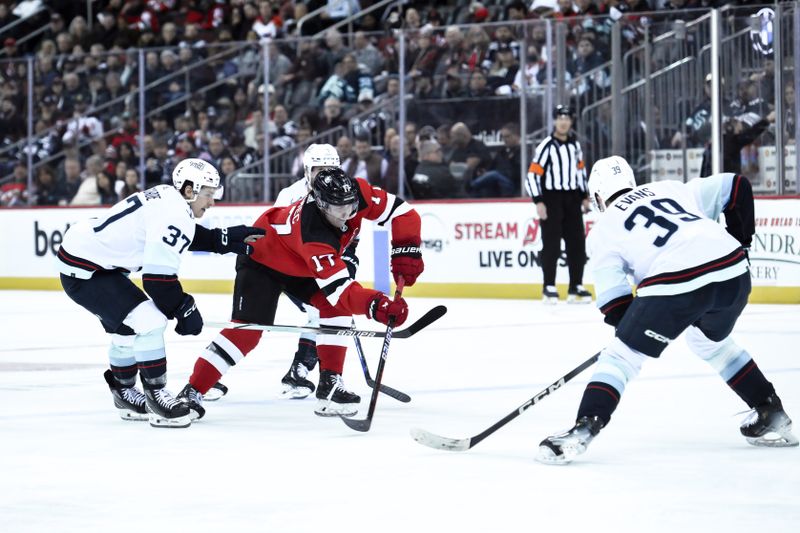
538, 156, 797, 464
57, 158, 264, 428
202, 143, 355, 402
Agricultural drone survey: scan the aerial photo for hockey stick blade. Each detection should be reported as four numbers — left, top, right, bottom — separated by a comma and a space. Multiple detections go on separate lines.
367, 378, 411, 403
410, 352, 601, 452
340, 415, 373, 432
205, 305, 446, 339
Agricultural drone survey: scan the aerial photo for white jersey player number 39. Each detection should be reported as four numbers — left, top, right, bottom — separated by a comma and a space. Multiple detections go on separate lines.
620, 191, 701, 247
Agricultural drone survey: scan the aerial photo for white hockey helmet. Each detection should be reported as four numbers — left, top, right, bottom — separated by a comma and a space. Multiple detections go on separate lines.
302, 143, 340, 185
588, 156, 636, 212
172, 158, 224, 201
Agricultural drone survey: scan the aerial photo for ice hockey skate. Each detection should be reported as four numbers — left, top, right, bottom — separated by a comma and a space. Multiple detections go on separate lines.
144, 386, 191, 428
537, 416, 604, 464
567, 285, 593, 304
177, 383, 205, 420
103, 370, 147, 421
542, 285, 560, 304
203, 381, 228, 402
314, 370, 360, 417
281, 360, 316, 399
740, 394, 799, 447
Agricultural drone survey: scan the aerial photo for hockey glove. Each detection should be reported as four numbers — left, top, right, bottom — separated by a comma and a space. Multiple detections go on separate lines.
174, 294, 203, 336
215, 225, 265, 255
391, 241, 424, 286
367, 293, 409, 327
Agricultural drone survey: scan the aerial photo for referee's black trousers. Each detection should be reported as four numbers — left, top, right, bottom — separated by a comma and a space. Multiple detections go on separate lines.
539, 190, 586, 288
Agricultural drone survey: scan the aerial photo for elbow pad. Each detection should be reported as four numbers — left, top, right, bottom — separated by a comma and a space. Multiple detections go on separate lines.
724, 175, 755, 248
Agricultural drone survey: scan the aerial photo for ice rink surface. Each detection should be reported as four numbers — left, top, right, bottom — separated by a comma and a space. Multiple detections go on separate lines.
0, 290, 798, 533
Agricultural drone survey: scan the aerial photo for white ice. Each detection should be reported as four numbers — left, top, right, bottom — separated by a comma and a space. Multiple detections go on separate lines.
0, 290, 798, 533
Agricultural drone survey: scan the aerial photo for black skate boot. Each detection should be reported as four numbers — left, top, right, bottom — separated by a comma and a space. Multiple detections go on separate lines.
567, 285, 593, 304
537, 415, 605, 464
177, 384, 206, 420
542, 285, 559, 305
203, 381, 228, 402
314, 370, 360, 417
740, 394, 798, 447
281, 360, 316, 399
103, 370, 147, 421
143, 385, 191, 428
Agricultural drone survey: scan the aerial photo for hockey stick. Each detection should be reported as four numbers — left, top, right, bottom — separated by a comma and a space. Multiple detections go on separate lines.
340, 277, 406, 432
410, 352, 601, 451
205, 304, 445, 339
353, 334, 411, 403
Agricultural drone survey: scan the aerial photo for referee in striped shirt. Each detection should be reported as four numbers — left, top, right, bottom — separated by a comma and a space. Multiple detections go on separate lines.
525, 105, 592, 303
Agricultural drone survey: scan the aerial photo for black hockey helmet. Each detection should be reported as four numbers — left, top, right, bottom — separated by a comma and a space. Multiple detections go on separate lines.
311, 167, 359, 226
553, 104, 575, 120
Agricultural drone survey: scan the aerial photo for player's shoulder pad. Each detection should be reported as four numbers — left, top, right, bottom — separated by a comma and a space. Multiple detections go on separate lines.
354, 177, 372, 211
300, 199, 343, 251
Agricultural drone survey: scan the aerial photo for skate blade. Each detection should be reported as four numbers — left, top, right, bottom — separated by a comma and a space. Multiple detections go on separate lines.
148, 414, 191, 428
746, 429, 799, 447
118, 410, 148, 421
203, 390, 224, 402
543, 296, 559, 305
535, 444, 572, 465
314, 399, 358, 417
567, 296, 592, 304
281, 386, 313, 400
187, 406, 205, 421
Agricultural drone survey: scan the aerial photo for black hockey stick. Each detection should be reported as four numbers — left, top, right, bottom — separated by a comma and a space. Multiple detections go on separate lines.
353, 334, 411, 403
410, 352, 601, 451
205, 304, 445, 339
340, 278, 406, 432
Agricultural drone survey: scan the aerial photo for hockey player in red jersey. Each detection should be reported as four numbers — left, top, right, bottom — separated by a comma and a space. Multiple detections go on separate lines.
177, 167, 424, 417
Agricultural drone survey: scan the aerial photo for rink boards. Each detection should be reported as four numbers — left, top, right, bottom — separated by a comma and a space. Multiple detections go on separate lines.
1, 198, 799, 303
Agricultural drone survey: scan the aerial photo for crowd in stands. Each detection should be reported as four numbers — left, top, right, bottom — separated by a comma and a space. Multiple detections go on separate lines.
0, 0, 789, 207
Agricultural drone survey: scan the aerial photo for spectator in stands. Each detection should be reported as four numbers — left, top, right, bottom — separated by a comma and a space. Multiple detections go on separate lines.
118, 168, 141, 200
410, 140, 462, 199
144, 141, 171, 187
34, 166, 60, 206
283, 38, 327, 112
467, 69, 493, 98
68, 16, 92, 51
353, 31, 384, 76
70, 155, 104, 206
469, 122, 522, 198
117, 142, 137, 168
435, 26, 467, 79
672, 73, 732, 148
158, 22, 180, 48
436, 123, 454, 162
464, 26, 492, 73
488, 44, 519, 95
150, 113, 173, 146
448, 122, 492, 184
375, 75, 400, 105
269, 104, 298, 150
408, 28, 442, 80
55, 157, 82, 205
700, 111, 776, 177
322, 28, 351, 74
336, 135, 354, 166
343, 133, 389, 185
441, 68, 466, 98
383, 132, 414, 195
96, 170, 118, 205
319, 96, 348, 131
0, 98, 23, 139
0, 163, 29, 207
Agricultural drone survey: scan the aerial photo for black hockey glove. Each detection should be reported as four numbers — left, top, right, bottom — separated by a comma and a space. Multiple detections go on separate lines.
190, 225, 265, 255
214, 225, 265, 255
174, 294, 203, 336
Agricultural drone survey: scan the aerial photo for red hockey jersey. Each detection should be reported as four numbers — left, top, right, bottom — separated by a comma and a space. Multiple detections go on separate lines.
249, 178, 421, 315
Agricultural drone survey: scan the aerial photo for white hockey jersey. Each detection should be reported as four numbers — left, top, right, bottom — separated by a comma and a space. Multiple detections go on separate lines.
57, 185, 196, 279
589, 173, 749, 311
273, 177, 309, 207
